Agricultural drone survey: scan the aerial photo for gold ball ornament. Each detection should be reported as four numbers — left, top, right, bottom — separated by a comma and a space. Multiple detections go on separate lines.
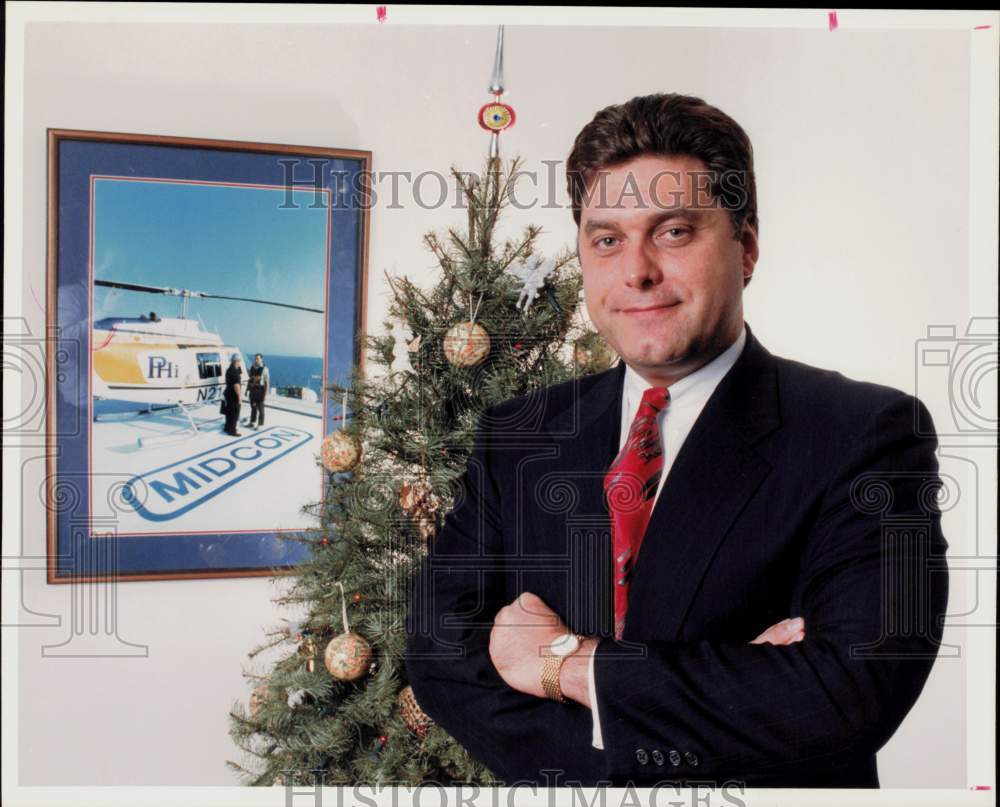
443, 321, 491, 367
320, 430, 362, 473
573, 333, 616, 372
397, 685, 433, 738
323, 632, 373, 681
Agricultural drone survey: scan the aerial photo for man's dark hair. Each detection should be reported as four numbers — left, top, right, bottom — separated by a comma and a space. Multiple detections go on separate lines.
566, 93, 758, 239
255, 353, 263, 360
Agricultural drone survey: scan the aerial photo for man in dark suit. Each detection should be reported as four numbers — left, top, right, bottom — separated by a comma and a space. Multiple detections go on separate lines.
222, 353, 244, 437
404, 93, 948, 788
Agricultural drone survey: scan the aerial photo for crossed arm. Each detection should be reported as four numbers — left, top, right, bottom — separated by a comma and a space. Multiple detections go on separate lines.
489, 594, 803, 707
405, 392, 948, 785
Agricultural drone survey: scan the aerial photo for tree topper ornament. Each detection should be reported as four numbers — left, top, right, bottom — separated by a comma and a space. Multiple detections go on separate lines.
478, 26, 515, 159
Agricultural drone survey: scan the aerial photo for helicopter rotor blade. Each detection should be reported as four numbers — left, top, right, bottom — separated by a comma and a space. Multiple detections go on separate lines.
95, 279, 321, 313
200, 293, 323, 314
94, 279, 197, 297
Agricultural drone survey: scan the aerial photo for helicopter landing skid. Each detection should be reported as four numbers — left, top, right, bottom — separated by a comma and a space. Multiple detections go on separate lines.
136, 401, 205, 448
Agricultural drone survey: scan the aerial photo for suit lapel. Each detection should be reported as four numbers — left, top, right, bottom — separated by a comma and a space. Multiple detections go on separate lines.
543, 360, 626, 518
618, 325, 782, 641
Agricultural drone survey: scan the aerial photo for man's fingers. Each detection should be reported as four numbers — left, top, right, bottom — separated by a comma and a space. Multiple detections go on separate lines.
495, 592, 559, 627
750, 617, 805, 645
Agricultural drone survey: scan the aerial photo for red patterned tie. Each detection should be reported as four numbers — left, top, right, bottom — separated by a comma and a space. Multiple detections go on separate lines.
604, 386, 670, 640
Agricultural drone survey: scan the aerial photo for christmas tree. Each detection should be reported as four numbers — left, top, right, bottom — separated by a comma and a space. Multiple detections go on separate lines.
227, 154, 615, 786
226, 155, 614, 786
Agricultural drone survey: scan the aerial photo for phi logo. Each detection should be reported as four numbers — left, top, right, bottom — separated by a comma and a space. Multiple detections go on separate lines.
146, 355, 179, 379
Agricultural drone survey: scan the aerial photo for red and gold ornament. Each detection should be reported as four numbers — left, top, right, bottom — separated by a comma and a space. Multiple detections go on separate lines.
321, 393, 362, 472
324, 632, 372, 681
321, 430, 361, 473
443, 321, 491, 367
323, 581, 373, 681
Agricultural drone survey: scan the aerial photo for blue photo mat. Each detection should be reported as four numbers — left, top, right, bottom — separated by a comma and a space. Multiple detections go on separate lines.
50, 135, 367, 580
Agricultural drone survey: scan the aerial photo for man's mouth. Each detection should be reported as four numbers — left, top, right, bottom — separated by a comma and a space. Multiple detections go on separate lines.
620, 301, 680, 315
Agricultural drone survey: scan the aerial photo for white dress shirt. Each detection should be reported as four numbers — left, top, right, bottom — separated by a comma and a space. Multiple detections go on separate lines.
587, 324, 747, 750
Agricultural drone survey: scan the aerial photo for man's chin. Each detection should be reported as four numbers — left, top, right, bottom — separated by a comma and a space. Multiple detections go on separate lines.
622, 348, 689, 371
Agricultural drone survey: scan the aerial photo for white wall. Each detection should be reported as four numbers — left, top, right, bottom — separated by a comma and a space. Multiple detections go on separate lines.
9, 8, 996, 791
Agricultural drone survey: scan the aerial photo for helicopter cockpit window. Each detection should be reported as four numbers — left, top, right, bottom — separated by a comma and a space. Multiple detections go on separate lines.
196, 352, 222, 379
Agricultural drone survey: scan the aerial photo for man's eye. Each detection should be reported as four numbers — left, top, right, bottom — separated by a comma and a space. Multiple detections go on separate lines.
593, 236, 619, 249
659, 227, 691, 240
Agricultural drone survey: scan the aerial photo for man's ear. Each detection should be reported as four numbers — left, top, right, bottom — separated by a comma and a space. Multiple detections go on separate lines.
740, 222, 759, 288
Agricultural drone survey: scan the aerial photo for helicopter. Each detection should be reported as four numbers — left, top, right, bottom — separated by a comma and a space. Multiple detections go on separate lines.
92, 279, 322, 440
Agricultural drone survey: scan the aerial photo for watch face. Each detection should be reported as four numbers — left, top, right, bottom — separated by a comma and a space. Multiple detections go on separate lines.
551, 633, 580, 657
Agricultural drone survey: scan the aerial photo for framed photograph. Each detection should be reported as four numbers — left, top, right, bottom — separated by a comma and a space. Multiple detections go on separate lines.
45, 129, 371, 582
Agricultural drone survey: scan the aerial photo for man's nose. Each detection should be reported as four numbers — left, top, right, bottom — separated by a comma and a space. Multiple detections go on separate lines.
623, 241, 663, 288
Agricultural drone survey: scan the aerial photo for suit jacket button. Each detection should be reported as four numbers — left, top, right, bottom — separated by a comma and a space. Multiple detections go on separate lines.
668, 749, 682, 766
635, 748, 649, 765
684, 751, 700, 767
651, 749, 665, 766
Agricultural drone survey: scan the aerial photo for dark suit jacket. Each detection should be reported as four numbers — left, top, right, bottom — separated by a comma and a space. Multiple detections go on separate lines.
404, 324, 949, 788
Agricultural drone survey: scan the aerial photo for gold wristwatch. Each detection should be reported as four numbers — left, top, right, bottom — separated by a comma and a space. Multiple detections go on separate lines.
541, 632, 585, 702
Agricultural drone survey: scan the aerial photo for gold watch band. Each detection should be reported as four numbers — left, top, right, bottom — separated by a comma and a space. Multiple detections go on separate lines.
541, 654, 566, 702
540, 634, 584, 702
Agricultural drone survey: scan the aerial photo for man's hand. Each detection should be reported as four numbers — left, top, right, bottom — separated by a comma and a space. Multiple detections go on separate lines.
489, 592, 567, 699
751, 617, 805, 645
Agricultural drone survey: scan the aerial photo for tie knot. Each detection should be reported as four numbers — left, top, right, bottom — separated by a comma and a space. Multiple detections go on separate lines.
640, 386, 669, 412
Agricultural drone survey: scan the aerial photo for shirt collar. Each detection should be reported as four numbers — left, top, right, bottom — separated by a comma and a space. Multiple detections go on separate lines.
622, 323, 747, 408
